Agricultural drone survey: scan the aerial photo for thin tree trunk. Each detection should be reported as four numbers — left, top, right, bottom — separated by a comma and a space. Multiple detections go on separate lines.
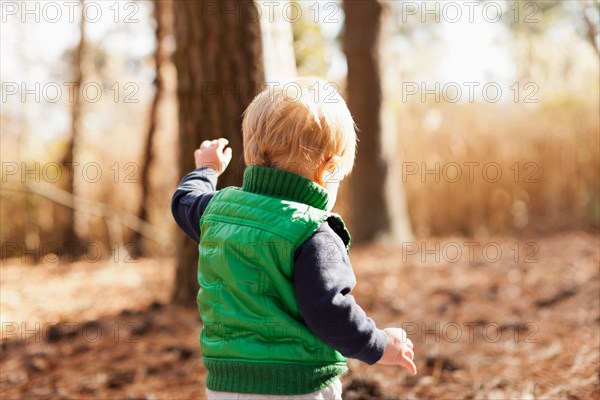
343, 0, 413, 243
56, 0, 85, 254
257, 0, 297, 81
583, 1, 599, 57
172, 0, 264, 303
131, 0, 171, 256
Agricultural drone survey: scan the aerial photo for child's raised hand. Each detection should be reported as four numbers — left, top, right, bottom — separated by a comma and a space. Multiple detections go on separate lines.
377, 327, 417, 375
194, 138, 232, 176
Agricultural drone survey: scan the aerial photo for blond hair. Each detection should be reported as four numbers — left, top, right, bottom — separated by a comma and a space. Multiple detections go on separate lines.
242, 78, 357, 179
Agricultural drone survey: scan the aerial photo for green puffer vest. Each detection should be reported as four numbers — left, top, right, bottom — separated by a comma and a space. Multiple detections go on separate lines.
197, 166, 350, 395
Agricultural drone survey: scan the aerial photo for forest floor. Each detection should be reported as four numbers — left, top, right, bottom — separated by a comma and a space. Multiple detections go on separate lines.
1, 231, 599, 399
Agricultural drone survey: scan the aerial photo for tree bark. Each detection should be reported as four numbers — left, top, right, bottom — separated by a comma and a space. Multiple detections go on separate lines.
343, 0, 413, 243
172, 0, 264, 303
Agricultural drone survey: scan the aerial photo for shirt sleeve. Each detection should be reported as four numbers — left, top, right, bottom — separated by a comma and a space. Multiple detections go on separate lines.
293, 218, 388, 365
171, 167, 218, 242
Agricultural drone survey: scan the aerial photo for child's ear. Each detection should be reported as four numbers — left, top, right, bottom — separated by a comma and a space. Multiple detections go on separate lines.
317, 156, 343, 186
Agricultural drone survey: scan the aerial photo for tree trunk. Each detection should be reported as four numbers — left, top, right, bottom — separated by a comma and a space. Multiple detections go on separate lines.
256, 0, 297, 81
343, 0, 413, 243
131, 0, 171, 256
56, 0, 85, 255
583, 1, 599, 57
172, 0, 264, 303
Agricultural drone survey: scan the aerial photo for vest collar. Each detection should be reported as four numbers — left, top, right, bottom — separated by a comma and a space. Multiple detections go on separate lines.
242, 166, 329, 211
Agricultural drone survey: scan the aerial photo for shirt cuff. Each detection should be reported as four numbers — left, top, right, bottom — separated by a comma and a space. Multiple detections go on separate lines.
359, 328, 388, 365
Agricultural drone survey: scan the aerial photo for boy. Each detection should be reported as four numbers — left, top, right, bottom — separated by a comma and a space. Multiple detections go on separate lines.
172, 79, 416, 400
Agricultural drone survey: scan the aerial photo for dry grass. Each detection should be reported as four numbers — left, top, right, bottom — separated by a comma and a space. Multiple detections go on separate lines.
396, 98, 600, 237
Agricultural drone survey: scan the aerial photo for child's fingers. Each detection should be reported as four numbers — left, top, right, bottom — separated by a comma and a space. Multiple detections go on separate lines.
405, 348, 414, 360
223, 147, 232, 163
200, 140, 212, 149
215, 138, 229, 150
401, 354, 418, 375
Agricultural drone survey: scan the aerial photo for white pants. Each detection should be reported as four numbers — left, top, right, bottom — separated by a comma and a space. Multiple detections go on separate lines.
205, 378, 342, 400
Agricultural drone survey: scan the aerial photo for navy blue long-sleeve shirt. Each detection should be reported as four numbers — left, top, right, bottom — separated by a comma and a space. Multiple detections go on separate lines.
171, 168, 387, 364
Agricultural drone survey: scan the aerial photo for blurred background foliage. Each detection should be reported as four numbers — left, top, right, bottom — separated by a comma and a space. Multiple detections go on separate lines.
1, 0, 598, 260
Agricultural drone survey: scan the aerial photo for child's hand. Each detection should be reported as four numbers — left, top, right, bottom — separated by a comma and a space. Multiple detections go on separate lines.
377, 327, 417, 375
194, 138, 232, 176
